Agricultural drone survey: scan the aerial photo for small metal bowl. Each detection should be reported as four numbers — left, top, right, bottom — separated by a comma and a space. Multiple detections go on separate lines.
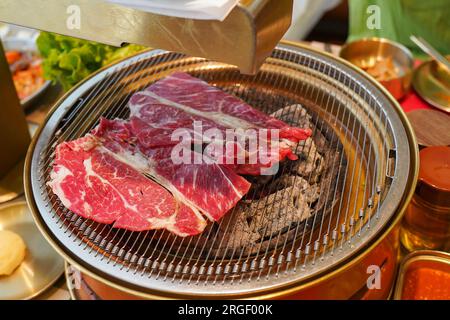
413, 55, 450, 112
340, 38, 414, 100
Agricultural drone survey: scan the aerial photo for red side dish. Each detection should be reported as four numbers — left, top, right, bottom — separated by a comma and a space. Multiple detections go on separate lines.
402, 267, 450, 300
6, 50, 46, 100
6, 50, 22, 64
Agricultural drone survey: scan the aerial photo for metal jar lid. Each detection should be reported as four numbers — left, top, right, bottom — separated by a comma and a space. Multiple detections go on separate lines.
417, 146, 450, 208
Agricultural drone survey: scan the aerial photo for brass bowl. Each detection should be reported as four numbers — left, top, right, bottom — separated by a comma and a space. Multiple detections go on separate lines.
340, 38, 414, 100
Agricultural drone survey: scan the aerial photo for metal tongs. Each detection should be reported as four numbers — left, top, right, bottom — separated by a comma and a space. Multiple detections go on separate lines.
410, 35, 450, 72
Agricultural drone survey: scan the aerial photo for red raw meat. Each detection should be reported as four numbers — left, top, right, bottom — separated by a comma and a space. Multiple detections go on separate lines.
128, 97, 229, 149
93, 118, 251, 222
48, 135, 206, 236
128, 72, 311, 175
49, 72, 311, 236
136, 72, 311, 141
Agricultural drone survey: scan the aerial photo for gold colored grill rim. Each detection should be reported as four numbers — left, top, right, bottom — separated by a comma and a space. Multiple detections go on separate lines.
25, 41, 418, 298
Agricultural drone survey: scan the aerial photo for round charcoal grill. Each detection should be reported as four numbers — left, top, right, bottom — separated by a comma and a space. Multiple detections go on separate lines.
25, 42, 418, 299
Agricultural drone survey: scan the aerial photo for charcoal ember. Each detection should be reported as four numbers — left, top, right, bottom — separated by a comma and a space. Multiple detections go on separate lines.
292, 138, 324, 183
272, 104, 325, 183
312, 126, 328, 154
273, 175, 320, 205
247, 186, 311, 238
210, 204, 260, 257
313, 148, 344, 213
271, 104, 312, 129
243, 175, 274, 200
271, 103, 329, 154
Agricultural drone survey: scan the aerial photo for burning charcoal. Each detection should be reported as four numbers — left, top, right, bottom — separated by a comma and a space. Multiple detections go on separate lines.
272, 104, 325, 183
271, 104, 312, 129
312, 127, 328, 153
215, 102, 347, 258
247, 186, 312, 238
211, 204, 260, 258
269, 175, 320, 205
292, 138, 324, 183
243, 174, 276, 200
291, 177, 320, 205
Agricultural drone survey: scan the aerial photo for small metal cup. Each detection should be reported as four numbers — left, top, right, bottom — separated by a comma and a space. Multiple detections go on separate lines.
340, 38, 414, 100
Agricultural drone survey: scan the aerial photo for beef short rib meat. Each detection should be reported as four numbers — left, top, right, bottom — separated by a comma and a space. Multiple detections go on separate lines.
48, 135, 206, 236
93, 118, 251, 222
49, 73, 313, 237
138, 72, 310, 138
128, 72, 311, 175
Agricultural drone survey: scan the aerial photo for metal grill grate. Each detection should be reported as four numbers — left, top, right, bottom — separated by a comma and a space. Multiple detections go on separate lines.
27, 44, 411, 297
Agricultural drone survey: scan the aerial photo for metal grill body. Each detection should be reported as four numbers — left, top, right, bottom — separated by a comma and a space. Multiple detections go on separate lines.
25, 43, 416, 298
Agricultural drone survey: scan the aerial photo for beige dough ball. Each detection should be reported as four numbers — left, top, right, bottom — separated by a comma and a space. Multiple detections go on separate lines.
0, 230, 26, 276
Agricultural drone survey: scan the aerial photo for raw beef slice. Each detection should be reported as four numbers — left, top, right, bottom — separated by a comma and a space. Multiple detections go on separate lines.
93, 118, 251, 222
127, 72, 312, 175
48, 135, 206, 236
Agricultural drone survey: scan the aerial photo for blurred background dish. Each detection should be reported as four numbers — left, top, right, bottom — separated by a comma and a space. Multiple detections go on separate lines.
412, 56, 450, 113
0, 201, 64, 300
1, 37, 51, 110
394, 250, 450, 300
339, 37, 414, 100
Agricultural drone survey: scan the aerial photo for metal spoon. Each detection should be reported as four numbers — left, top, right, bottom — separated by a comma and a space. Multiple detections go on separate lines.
410, 35, 450, 72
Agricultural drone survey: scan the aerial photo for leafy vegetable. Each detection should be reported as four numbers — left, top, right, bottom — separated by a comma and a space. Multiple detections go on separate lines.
36, 32, 146, 91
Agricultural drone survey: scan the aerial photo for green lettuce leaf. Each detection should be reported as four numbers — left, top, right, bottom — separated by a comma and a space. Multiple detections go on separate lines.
36, 32, 146, 91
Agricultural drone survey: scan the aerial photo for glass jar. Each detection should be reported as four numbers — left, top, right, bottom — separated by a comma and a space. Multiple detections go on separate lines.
400, 146, 450, 252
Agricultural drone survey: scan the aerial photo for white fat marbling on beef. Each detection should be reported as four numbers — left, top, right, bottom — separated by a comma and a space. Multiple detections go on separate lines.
131, 90, 256, 129
48, 165, 73, 208
83, 157, 138, 212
